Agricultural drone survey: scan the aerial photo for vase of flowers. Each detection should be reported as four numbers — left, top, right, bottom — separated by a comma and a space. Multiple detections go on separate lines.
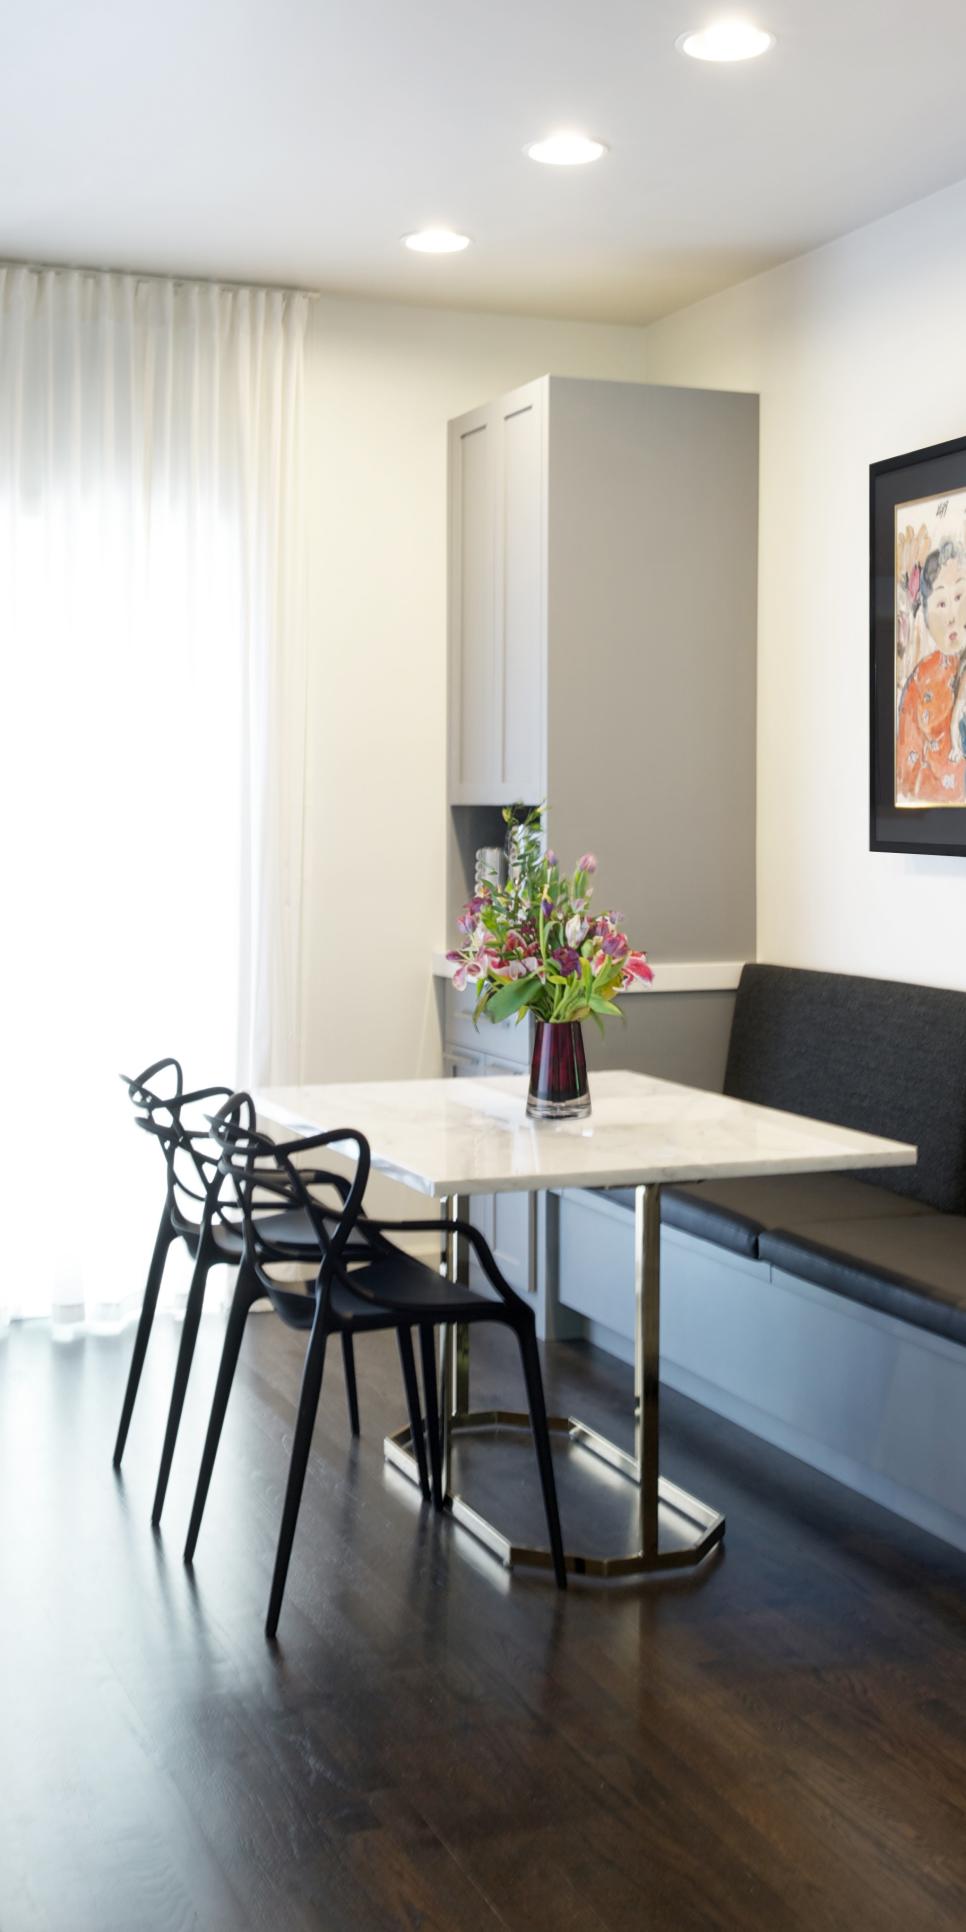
447, 806, 653, 1120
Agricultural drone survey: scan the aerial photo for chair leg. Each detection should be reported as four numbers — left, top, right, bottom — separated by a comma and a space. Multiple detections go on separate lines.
112, 1211, 174, 1468
184, 1265, 258, 1564
516, 1323, 567, 1590
265, 1311, 330, 1640
396, 1328, 430, 1502
150, 1250, 215, 1527
418, 1323, 444, 1509
340, 1330, 361, 1437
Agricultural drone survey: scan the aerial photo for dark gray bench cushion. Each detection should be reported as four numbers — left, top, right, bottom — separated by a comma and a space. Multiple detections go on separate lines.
725, 964, 966, 1214
760, 1215, 966, 1348
600, 1175, 930, 1260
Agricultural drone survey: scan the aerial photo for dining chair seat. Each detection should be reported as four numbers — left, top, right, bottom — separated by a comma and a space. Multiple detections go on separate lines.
263, 1277, 418, 1332
343, 1250, 500, 1319
208, 1205, 320, 1259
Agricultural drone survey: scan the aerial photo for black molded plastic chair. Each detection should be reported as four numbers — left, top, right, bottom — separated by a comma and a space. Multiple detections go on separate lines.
112, 1058, 362, 1528
186, 1094, 566, 1639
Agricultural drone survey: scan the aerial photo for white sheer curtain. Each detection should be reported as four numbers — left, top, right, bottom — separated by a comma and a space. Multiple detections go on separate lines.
0, 266, 309, 1328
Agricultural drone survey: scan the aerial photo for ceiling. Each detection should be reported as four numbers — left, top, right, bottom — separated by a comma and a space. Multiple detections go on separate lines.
4, 0, 966, 325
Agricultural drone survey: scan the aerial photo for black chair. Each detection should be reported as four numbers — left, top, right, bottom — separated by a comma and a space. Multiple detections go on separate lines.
112, 1058, 362, 1528
185, 1094, 566, 1639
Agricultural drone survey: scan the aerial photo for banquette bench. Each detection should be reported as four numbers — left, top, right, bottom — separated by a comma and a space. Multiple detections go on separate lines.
550, 963, 966, 1547
624, 963, 966, 1341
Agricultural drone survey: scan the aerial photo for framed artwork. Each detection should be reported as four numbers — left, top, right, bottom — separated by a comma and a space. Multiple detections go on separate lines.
871, 433, 966, 854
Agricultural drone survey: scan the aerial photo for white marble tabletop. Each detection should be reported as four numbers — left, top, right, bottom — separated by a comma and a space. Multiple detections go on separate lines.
255, 1070, 917, 1200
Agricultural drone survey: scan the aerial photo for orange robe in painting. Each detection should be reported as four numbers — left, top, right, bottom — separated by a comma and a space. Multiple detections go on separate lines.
896, 650, 966, 803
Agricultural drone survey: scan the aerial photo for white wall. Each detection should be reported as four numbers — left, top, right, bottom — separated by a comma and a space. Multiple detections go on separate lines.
299, 294, 650, 1085
644, 176, 966, 992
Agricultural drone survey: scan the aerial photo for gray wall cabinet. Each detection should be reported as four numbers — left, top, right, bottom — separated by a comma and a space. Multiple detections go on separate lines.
447, 372, 759, 970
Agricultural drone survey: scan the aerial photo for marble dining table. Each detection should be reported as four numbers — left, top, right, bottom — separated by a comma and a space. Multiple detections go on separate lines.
255, 1069, 917, 1581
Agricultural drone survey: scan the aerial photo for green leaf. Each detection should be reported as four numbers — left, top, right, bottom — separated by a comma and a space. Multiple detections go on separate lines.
486, 976, 540, 1023
589, 995, 622, 1019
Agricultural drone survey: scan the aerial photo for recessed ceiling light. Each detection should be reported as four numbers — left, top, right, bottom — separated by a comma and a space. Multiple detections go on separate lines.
402, 229, 471, 254
525, 131, 608, 166
676, 21, 775, 61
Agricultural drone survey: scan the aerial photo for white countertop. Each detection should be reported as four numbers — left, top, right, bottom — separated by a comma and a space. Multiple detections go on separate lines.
256, 1069, 916, 1201
431, 952, 745, 994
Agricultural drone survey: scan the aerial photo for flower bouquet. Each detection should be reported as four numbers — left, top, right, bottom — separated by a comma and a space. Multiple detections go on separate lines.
448, 806, 653, 1119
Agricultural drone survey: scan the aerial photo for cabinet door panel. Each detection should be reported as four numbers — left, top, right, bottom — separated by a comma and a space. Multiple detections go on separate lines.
485, 1050, 535, 1293
491, 1189, 533, 1295
500, 395, 545, 800
451, 414, 497, 797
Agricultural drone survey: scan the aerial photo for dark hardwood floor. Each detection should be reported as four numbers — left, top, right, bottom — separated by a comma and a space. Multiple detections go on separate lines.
3, 1311, 966, 1931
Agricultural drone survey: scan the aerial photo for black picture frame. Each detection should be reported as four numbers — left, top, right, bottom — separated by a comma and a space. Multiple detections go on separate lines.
870, 432, 966, 855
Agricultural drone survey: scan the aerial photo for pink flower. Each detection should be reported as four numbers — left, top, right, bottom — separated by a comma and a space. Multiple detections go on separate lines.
577, 854, 597, 874
624, 952, 654, 984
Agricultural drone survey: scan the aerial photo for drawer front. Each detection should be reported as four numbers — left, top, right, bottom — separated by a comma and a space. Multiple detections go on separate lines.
443, 982, 532, 1068
443, 981, 486, 1058
555, 1189, 635, 1339
443, 1045, 486, 1079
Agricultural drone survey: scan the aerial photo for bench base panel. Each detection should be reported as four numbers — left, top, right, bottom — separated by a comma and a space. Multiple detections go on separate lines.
549, 1195, 966, 1557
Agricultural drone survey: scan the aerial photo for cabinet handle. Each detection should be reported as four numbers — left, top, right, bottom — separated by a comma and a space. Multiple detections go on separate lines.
444, 1050, 485, 1077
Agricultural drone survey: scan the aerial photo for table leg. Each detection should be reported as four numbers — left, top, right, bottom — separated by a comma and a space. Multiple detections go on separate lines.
636, 1183, 661, 1559
438, 1195, 470, 1495
383, 1179, 725, 1580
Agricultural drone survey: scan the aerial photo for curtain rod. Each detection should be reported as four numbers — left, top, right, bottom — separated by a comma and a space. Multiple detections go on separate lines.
0, 257, 321, 301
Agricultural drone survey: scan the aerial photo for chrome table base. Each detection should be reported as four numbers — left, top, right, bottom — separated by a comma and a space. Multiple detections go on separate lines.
381, 1185, 726, 1580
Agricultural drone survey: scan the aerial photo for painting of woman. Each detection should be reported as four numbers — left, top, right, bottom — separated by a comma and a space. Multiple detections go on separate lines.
895, 524, 966, 805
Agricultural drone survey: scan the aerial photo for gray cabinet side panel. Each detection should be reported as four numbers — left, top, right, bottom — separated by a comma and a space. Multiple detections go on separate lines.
583, 988, 736, 1091
545, 378, 758, 962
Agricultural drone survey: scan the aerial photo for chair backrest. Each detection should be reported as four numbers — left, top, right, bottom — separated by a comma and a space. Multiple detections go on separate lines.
210, 1092, 371, 1309
123, 1056, 184, 1135
122, 1057, 233, 1232
724, 964, 966, 1212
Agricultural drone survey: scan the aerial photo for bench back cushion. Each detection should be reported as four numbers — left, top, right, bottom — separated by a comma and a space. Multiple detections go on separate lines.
724, 964, 966, 1213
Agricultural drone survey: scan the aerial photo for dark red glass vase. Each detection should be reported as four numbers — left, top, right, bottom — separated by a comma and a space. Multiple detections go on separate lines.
527, 1020, 591, 1121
